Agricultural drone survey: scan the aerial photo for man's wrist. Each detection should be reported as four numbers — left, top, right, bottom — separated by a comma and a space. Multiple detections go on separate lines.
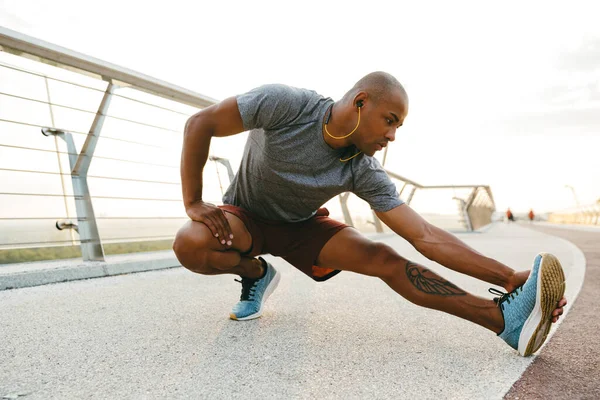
184, 198, 204, 209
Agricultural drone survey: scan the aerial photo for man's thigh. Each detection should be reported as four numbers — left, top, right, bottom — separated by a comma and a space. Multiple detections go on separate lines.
316, 228, 402, 277
180, 211, 253, 253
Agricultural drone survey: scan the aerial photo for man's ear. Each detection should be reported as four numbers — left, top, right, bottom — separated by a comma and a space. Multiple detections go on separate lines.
353, 91, 368, 109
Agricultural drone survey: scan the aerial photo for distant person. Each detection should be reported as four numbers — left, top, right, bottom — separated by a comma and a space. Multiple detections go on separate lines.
174, 71, 567, 357
528, 209, 535, 223
506, 208, 515, 222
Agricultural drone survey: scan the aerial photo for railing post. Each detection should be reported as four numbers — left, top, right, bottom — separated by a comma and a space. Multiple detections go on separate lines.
398, 182, 407, 198
339, 192, 354, 227
406, 187, 417, 205
44, 76, 76, 246
370, 210, 384, 233
453, 197, 470, 231
42, 81, 116, 261
463, 187, 478, 231
43, 128, 104, 261
209, 156, 235, 182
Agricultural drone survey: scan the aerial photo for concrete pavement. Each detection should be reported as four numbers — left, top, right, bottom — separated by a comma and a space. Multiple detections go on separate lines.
0, 223, 585, 399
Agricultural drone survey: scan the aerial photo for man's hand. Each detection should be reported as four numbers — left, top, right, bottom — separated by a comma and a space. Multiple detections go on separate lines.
186, 201, 233, 246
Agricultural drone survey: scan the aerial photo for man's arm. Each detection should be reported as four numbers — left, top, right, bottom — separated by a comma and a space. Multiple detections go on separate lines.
375, 204, 516, 288
181, 96, 245, 242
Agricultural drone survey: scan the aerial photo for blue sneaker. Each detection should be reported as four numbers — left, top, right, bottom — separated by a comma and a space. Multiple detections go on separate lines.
230, 257, 280, 321
490, 253, 566, 356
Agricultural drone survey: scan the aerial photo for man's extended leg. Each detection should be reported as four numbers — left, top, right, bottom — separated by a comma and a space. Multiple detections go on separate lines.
316, 228, 566, 355
317, 228, 505, 332
373, 204, 566, 323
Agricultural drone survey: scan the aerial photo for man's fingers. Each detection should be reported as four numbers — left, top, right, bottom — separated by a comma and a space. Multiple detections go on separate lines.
199, 217, 220, 241
552, 308, 564, 317
221, 210, 233, 243
216, 215, 231, 246
187, 206, 234, 246
208, 215, 227, 245
558, 297, 568, 307
211, 212, 232, 246
219, 210, 234, 244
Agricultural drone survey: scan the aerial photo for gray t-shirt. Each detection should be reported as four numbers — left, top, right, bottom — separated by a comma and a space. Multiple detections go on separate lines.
222, 84, 403, 222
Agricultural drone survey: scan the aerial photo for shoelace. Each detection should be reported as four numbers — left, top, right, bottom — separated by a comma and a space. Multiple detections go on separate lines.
234, 277, 258, 301
489, 287, 523, 309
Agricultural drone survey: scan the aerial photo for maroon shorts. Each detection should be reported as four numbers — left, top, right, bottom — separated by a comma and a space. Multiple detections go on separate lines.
219, 205, 349, 282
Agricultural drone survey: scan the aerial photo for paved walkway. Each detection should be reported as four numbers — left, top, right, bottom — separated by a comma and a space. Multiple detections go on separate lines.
0, 223, 585, 399
506, 223, 600, 400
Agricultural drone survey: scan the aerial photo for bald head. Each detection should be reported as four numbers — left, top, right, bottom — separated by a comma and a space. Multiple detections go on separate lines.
343, 71, 408, 105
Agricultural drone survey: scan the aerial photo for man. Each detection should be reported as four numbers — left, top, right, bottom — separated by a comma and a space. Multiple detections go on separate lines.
173, 72, 567, 357
507, 208, 515, 222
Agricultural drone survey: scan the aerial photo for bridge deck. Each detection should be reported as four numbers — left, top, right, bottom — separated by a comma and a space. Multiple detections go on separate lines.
0, 223, 586, 399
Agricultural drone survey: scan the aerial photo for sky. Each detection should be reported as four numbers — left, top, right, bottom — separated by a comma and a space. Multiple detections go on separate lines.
1, 0, 600, 214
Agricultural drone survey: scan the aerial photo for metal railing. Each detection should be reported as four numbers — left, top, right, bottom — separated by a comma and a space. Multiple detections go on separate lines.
0, 27, 222, 262
338, 169, 496, 232
548, 203, 600, 226
0, 27, 216, 108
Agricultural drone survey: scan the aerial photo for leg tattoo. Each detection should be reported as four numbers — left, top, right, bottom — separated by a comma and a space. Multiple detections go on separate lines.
406, 261, 467, 296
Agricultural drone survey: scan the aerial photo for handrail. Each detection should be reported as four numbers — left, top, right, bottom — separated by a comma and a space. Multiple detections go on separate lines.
548, 203, 600, 226
0, 26, 218, 108
385, 170, 492, 191
338, 168, 497, 232
0, 29, 221, 260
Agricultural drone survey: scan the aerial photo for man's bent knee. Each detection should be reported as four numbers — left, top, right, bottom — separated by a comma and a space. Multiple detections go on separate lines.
173, 221, 215, 274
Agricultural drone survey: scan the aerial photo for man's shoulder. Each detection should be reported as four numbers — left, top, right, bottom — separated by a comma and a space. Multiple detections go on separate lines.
250, 83, 323, 103
351, 154, 393, 186
350, 154, 403, 212
236, 83, 329, 131
354, 154, 385, 172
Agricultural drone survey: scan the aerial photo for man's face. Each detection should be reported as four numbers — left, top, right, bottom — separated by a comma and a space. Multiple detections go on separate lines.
356, 90, 408, 156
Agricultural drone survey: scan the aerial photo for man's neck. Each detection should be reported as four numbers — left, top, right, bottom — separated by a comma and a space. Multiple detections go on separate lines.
322, 102, 355, 150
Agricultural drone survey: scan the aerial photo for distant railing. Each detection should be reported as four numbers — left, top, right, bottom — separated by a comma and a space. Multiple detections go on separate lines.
339, 169, 496, 232
548, 203, 600, 226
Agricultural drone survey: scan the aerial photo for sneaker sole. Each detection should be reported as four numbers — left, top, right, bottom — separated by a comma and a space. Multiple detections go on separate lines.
518, 253, 566, 356
229, 268, 281, 321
